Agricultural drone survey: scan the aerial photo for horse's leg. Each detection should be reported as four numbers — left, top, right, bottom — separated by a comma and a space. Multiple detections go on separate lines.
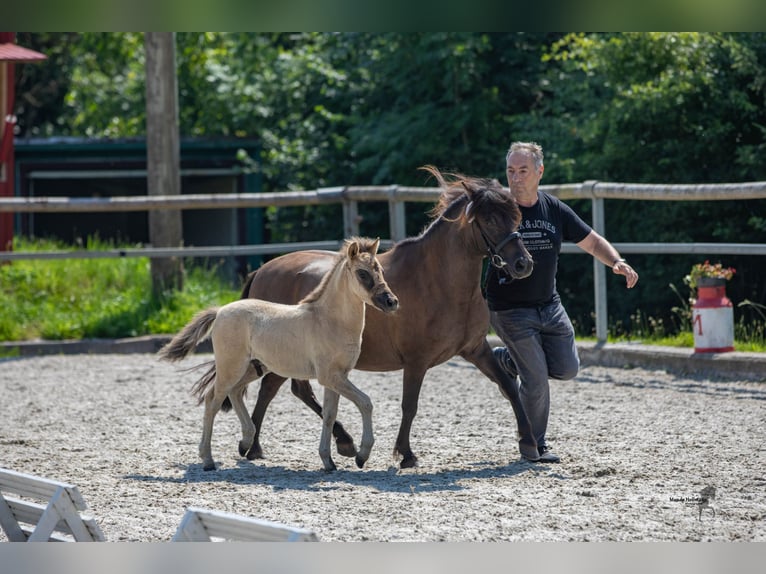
318, 387, 340, 471
338, 379, 375, 468
246, 372, 287, 460
394, 365, 428, 469
290, 378, 357, 458
460, 341, 539, 461
327, 377, 374, 469
200, 389, 226, 471
201, 358, 250, 471
229, 383, 256, 458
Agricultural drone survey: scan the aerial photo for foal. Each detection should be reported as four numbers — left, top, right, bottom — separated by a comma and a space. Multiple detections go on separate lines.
158, 237, 398, 471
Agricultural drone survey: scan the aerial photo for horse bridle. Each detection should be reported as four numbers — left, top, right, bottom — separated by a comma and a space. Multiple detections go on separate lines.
477, 224, 522, 271
463, 194, 523, 272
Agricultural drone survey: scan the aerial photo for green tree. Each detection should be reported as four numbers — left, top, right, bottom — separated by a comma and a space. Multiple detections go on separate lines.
518, 32, 766, 332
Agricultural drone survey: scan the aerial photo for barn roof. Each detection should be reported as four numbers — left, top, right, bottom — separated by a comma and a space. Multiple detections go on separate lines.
0, 43, 47, 62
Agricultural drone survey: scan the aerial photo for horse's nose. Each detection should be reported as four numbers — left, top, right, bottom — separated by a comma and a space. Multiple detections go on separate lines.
514, 256, 534, 278
381, 292, 399, 312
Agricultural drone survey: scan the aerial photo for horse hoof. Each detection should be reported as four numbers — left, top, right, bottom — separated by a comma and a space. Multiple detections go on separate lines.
355, 455, 366, 469
246, 447, 264, 460
203, 462, 216, 471
336, 439, 358, 458
323, 460, 337, 472
400, 455, 418, 469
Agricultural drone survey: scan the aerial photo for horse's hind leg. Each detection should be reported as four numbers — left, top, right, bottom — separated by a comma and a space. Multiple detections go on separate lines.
291, 378, 357, 458
200, 390, 225, 471
394, 365, 428, 469
246, 372, 288, 459
229, 383, 256, 458
247, 375, 357, 460
200, 358, 250, 471
319, 389, 340, 471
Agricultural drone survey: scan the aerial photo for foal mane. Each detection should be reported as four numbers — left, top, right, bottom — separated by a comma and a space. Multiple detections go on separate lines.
419, 165, 522, 232
299, 236, 379, 305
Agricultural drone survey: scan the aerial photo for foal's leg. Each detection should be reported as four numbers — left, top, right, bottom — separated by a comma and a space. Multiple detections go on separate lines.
200, 359, 250, 471
200, 390, 225, 471
291, 379, 357, 458
247, 374, 357, 460
318, 388, 340, 471
229, 383, 256, 458
324, 375, 374, 469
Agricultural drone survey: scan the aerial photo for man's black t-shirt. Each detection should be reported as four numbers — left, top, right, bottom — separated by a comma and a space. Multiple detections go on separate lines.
486, 192, 592, 310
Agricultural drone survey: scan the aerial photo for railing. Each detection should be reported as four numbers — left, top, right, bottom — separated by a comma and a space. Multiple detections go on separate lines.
2, 181, 765, 342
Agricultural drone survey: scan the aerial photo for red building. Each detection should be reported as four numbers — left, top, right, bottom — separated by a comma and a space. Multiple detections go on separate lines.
0, 32, 46, 252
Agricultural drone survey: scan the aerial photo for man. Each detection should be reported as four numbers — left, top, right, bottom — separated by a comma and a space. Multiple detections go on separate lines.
487, 141, 638, 463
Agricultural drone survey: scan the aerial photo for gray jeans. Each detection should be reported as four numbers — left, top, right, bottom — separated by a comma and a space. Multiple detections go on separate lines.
490, 300, 580, 449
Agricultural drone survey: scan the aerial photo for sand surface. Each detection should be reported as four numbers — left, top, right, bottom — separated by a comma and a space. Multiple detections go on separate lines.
1, 353, 764, 541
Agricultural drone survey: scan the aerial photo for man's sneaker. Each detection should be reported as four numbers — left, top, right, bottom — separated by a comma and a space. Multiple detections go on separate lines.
537, 445, 560, 463
492, 346, 518, 377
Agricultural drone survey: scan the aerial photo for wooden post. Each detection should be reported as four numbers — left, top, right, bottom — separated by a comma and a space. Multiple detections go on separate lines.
145, 32, 183, 293
585, 180, 608, 343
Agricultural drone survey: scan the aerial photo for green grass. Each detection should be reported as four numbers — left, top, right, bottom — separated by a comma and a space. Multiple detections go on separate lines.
3, 236, 765, 352
0, 237, 240, 342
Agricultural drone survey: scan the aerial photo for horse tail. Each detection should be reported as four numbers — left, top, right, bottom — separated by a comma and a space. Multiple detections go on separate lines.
157, 307, 219, 363
239, 269, 258, 299
191, 362, 219, 405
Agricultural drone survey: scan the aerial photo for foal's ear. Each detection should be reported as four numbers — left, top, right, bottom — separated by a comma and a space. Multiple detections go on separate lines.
347, 240, 360, 258
371, 237, 380, 255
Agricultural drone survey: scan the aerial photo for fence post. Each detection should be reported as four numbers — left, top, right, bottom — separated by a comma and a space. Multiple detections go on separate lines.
387, 185, 406, 242
585, 180, 608, 343
342, 187, 359, 237
145, 32, 183, 293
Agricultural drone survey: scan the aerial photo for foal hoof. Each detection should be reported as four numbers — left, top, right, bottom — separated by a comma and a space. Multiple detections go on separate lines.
323, 459, 337, 472
355, 454, 366, 469
203, 462, 216, 471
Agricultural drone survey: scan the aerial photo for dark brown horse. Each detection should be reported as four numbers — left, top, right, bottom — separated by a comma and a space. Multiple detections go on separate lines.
216, 166, 537, 467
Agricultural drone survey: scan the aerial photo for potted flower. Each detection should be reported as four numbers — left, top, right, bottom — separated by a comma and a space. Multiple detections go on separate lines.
685, 260, 736, 353
684, 260, 736, 290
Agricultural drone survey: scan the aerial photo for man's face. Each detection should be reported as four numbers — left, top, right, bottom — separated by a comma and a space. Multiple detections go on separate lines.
506, 151, 543, 194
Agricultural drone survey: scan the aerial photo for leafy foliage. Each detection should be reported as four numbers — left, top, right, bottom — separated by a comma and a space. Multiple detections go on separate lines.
12, 32, 766, 339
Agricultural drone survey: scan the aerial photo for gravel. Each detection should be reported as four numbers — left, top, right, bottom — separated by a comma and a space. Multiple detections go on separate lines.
1, 353, 764, 542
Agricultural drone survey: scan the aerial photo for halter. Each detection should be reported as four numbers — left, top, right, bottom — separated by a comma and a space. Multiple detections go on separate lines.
478, 226, 522, 270
463, 195, 522, 271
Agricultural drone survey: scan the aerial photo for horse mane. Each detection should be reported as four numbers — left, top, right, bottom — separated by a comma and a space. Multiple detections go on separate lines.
299, 236, 379, 305
397, 165, 521, 246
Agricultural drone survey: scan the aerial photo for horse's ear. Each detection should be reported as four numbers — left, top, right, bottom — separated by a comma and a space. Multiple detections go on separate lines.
347, 240, 360, 258
371, 238, 380, 255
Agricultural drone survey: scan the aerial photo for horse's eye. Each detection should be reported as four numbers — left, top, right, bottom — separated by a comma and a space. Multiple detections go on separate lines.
356, 269, 373, 288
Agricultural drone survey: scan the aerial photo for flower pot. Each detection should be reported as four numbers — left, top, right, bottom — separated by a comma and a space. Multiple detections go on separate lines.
692, 279, 734, 353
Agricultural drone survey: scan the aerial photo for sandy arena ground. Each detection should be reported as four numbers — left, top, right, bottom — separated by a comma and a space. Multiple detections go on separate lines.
1, 352, 764, 542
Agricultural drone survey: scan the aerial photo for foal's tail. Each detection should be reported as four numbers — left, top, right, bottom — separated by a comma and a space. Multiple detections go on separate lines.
157, 308, 219, 363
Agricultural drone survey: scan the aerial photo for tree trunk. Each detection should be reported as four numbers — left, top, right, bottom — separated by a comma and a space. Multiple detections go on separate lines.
145, 32, 183, 293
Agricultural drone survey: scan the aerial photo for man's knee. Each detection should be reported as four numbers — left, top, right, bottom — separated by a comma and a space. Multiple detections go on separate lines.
550, 357, 579, 381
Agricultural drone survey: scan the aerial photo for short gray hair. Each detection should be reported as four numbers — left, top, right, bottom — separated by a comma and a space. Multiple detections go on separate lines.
507, 141, 544, 170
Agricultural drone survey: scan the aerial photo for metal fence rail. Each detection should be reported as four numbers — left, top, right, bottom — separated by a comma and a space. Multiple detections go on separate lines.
2, 180, 765, 342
